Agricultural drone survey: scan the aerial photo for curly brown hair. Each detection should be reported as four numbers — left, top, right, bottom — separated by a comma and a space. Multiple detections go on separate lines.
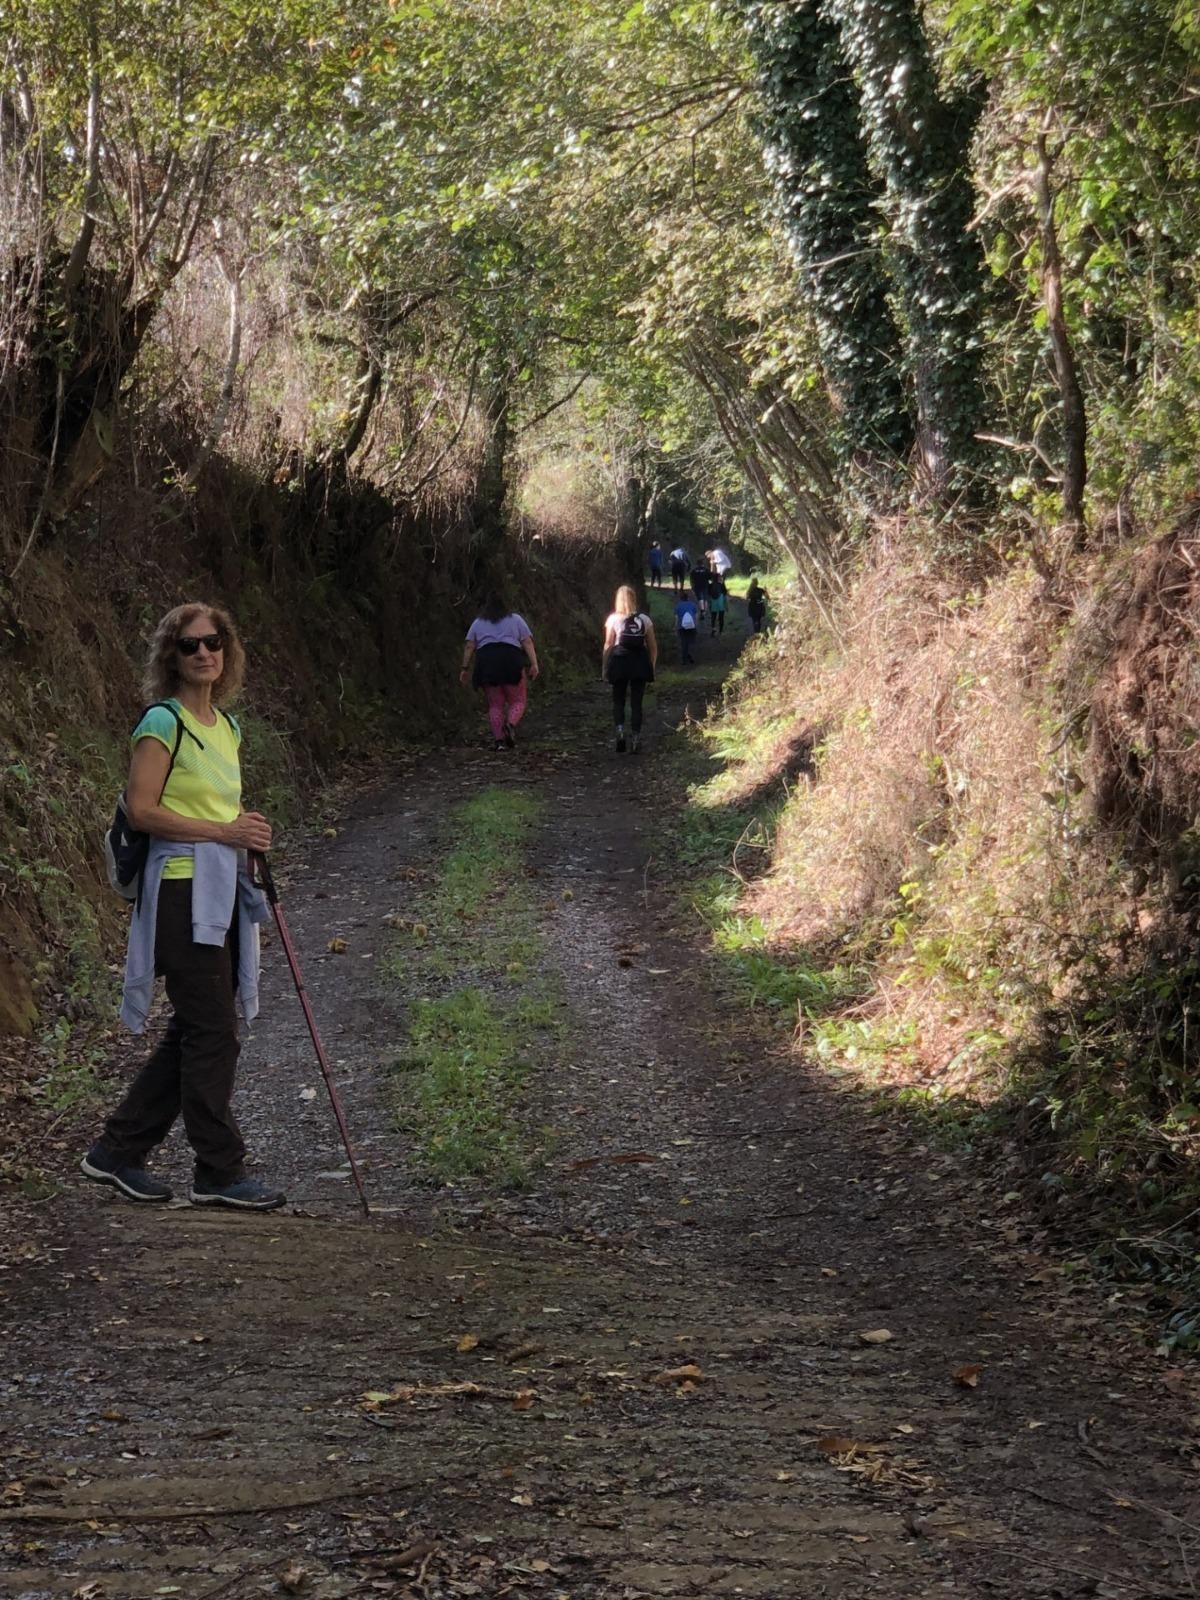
142, 602, 246, 705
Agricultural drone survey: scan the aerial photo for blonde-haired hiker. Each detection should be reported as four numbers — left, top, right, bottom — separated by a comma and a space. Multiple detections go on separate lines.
82, 602, 285, 1212
602, 584, 657, 753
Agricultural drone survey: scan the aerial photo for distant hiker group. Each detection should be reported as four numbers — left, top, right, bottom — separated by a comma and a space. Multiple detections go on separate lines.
664, 546, 747, 664
459, 550, 769, 753
656, 541, 732, 598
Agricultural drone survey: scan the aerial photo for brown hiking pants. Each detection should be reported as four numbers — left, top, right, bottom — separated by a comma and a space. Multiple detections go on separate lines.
102, 880, 246, 1184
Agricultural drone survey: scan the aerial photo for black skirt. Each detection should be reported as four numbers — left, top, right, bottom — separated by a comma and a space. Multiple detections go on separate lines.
473, 642, 526, 688
604, 648, 654, 686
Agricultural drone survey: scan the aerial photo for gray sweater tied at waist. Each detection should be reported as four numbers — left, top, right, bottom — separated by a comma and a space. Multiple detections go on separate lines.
121, 838, 270, 1035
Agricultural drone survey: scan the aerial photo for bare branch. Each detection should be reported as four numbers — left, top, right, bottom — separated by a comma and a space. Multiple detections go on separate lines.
62, 17, 101, 298
517, 372, 589, 435
392, 350, 482, 497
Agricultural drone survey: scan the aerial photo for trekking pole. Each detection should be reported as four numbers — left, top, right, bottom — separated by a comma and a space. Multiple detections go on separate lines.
250, 851, 370, 1216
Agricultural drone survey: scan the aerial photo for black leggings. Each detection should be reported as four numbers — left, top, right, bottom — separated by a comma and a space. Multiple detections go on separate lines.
612, 679, 646, 731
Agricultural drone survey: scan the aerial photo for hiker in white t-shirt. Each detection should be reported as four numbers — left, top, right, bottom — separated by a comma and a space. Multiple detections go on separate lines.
601, 584, 658, 754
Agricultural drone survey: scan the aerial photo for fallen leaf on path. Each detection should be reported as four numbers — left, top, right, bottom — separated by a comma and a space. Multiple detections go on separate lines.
954, 1364, 983, 1388
653, 1364, 705, 1386
279, 1565, 309, 1593
859, 1329, 895, 1345
505, 1343, 542, 1365
457, 1333, 479, 1353
327, 938, 347, 954
513, 1390, 535, 1411
363, 1540, 436, 1574
511, 1490, 534, 1506
72, 1587, 103, 1600
568, 1151, 658, 1170
298, 1088, 317, 1102
361, 1381, 536, 1409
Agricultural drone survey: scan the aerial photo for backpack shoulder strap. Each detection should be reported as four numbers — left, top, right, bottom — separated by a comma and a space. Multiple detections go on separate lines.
140, 701, 202, 803
145, 700, 208, 751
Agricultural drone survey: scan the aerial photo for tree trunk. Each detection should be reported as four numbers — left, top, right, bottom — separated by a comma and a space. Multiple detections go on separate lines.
45, 289, 162, 518
742, 0, 913, 490
831, 0, 988, 501
1034, 131, 1087, 536
334, 350, 383, 466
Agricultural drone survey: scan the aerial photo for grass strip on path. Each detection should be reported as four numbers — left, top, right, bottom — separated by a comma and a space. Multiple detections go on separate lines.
386, 785, 563, 1185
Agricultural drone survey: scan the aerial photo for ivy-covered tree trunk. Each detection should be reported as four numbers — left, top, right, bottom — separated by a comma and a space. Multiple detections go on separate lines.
830, 0, 988, 500
743, 0, 913, 490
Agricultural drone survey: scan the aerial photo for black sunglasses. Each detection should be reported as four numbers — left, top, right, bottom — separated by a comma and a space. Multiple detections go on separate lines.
177, 633, 225, 656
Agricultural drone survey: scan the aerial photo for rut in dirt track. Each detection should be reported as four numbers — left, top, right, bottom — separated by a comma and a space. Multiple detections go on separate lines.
3, 599, 1200, 1600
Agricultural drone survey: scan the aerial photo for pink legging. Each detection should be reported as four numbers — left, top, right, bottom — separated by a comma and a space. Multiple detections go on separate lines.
483, 679, 527, 739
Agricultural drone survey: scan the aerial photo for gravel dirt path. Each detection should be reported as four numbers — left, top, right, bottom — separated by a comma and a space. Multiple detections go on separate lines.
3, 601, 1200, 1600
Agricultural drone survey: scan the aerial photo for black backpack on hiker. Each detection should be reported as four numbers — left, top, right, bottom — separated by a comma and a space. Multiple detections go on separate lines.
103, 702, 209, 901
617, 613, 647, 652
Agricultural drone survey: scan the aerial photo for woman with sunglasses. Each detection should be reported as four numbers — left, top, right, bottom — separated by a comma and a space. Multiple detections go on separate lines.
82, 603, 285, 1212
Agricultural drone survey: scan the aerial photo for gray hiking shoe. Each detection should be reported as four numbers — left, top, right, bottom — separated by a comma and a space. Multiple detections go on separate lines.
81, 1145, 172, 1203
190, 1176, 286, 1212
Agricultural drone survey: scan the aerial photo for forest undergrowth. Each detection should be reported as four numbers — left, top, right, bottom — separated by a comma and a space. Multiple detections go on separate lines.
674, 524, 1200, 1346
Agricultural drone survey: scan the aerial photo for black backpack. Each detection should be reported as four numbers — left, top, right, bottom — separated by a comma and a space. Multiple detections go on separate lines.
617, 613, 647, 651
104, 703, 206, 901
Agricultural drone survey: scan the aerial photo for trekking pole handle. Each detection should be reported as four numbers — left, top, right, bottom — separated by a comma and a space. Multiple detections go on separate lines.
249, 849, 278, 905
